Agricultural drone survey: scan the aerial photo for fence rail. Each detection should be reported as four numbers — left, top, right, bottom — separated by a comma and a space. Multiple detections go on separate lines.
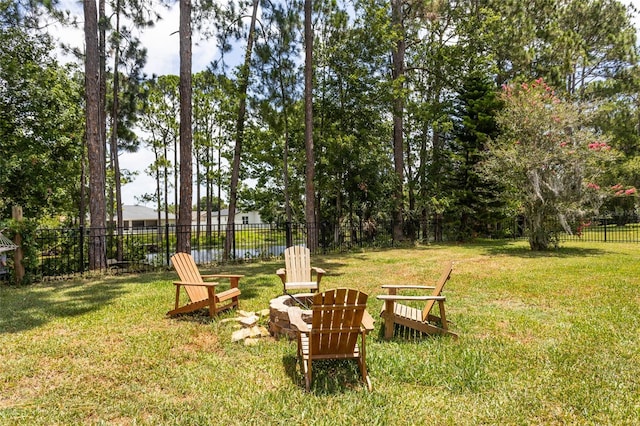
17, 213, 640, 280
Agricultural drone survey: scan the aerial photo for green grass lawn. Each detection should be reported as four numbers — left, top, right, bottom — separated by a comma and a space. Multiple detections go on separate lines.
1, 241, 639, 425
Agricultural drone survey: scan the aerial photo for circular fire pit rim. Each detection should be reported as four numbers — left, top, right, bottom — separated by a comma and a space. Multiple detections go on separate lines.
268, 293, 314, 339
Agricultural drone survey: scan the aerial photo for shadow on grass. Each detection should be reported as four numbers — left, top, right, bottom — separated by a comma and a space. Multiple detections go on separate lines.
203, 261, 285, 300
375, 321, 456, 343
282, 353, 370, 394
0, 275, 135, 334
455, 239, 609, 258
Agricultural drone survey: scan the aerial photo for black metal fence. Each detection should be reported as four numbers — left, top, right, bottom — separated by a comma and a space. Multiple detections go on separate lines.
25, 212, 640, 279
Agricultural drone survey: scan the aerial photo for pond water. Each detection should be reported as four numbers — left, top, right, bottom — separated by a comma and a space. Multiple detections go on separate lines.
145, 244, 289, 266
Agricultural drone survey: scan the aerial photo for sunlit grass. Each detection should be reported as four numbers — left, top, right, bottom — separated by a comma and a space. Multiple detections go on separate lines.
1, 241, 639, 424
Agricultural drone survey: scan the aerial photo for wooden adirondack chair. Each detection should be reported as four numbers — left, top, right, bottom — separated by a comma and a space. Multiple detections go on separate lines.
167, 252, 242, 318
377, 261, 457, 339
276, 245, 325, 294
288, 288, 374, 391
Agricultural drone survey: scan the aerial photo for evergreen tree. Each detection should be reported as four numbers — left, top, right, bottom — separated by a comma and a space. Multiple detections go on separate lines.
449, 72, 504, 240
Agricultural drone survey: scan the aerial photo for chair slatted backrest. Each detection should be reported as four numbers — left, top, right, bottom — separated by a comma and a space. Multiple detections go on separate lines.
421, 261, 453, 322
171, 252, 208, 303
285, 246, 312, 282
310, 288, 368, 356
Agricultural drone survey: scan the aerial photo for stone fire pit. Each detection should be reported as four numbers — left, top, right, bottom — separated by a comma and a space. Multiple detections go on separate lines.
269, 293, 314, 340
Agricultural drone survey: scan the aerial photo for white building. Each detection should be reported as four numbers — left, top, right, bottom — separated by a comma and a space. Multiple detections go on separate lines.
109, 205, 176, 229
109, 205, 262, 230
192, 209, 263, 227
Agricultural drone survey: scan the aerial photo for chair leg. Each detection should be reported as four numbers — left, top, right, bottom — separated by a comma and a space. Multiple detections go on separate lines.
304, 359, 311, 391
383, 301, 395, 339
358, 358, 372, 392
207, 288, 217, 317
174, 286, 181, 310
438, 301, 449, 330
359, 334, 372, 391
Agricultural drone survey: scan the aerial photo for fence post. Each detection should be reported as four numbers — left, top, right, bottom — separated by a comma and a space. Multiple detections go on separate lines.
603, 218, 607, 242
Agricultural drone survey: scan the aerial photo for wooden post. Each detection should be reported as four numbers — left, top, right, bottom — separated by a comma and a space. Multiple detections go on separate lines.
12, 205, 25, 284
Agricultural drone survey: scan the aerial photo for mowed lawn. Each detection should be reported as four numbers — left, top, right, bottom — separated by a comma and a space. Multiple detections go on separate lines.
1, 241, 639, 425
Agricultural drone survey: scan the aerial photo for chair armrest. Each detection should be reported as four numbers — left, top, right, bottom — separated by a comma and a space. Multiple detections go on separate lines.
381, 285, 436, 290
311, 267, 326, 274
311, 267, 325, 285
173, 281, 218, 287
276, 268, 286, 284
203, 274, 244, 279
376, 294, 446, 302
203, 274, 243, 288
287, 307, 310, 332
361, 310, 375, 332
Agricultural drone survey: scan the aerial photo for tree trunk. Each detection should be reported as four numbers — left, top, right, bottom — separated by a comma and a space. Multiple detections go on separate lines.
154, 146, 162, 248
111, 0, 124, 261
279, 71, 292, 231
80, 137, 87, 229
527, 205, 550, 250
304, 0, 317, 250
99, 0, 107, 185
432, 131, 443, 242
177, 0, 193, 254
195, 152, 201, 243
163, 136, 170, 232
391, 0, 405, 242
406, 120, 416, 241
419, 122, 429, 242
84, 0, 107, 270
225, 0, 259, 260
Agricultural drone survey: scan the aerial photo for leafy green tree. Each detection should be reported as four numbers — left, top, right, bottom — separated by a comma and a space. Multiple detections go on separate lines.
402, 0, 463, 242
541, 0, 636, 99
588, 67, 640, 190
252, 0, 302, 233
486, 79, 616, 250
138, 75, 180, 227
104, 0, 153, 260
193, 71, 235, 240
313, 1, 395, 245
225, 0, 259, 259
303, 0, 318, 249
388, 0, 407, 241
0, 27, 84, 220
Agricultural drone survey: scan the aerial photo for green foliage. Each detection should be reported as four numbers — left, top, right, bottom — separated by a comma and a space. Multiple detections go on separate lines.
448, 71, 505, 241
0, 26, 84, 220
312, 1, 396, 233
1, 218, 40, 284
486, 79, 617, 250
